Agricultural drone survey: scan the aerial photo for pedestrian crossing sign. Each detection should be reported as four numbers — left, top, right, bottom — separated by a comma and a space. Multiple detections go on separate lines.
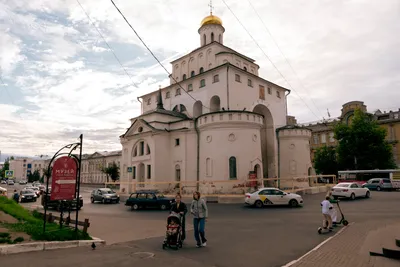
5, 170, 14, 178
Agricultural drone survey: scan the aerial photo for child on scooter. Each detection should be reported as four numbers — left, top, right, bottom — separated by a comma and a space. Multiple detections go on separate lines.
321, 196, 334, 231
327, 191, 338, 226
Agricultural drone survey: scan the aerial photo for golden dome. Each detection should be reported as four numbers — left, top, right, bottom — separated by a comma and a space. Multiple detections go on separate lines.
201, 14, 223, 27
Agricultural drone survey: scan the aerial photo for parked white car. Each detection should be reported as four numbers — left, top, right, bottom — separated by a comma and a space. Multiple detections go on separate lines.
332, 182, 370, 200
245, 187, 303, 208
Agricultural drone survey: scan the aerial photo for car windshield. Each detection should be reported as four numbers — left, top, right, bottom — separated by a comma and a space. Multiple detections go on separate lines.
157, 193, 165, 198
22, 190, 33, 194
101, 189, 115, 194
336, 183, 350, 188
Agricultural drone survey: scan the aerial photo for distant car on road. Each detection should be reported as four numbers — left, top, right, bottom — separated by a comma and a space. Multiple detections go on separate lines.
1, 180, 7, 185
24, 187, 40, 197
7, 180, 14, 185
245, 187, 304, 208
125, 190, 174, 211
91, 188, 120, 204
19, 180, 27, 185
332, 182, 370, 200
362, 178, 393, 191
20, 190, 37, 203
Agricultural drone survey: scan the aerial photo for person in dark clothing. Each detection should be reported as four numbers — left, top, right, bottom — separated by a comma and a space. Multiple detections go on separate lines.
12, 190, 19, 203
170, 193, 188, 240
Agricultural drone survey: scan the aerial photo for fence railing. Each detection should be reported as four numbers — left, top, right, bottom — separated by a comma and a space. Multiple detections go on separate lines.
104, 175, 336, 197
38, 211, 90, 234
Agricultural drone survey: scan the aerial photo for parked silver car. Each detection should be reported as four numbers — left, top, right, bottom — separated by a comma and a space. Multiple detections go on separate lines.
362, 178, 393, 191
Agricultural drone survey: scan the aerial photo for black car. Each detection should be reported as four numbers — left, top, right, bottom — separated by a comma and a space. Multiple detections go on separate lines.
20, 190, 37, 202
125, 190, 174, 211
91, 188, 120, 204
41, 187, 83, 211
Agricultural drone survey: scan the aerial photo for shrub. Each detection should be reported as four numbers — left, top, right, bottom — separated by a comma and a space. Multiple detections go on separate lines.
13, 237, 24, 243
0, 232, 10, 238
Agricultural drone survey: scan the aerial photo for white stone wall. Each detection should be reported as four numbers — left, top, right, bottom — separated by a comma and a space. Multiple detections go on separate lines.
278, 128, 313, 189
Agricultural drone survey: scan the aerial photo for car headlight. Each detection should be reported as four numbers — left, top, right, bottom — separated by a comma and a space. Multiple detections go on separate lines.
105, 196, 110, 198
21, 196, 25, 198
117, 195, 119, 198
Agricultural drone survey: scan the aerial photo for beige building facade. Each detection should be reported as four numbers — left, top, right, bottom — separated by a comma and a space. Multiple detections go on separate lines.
119, 13, 313, 193
8, 157, 49, 181
305, 101, 400, 167
80, 151, 121, 184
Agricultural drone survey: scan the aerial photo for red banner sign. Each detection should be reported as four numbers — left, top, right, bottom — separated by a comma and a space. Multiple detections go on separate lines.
50, 156, 77, 201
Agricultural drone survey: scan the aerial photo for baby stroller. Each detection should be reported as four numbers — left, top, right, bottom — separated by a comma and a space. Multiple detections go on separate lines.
162, 212, 183, 250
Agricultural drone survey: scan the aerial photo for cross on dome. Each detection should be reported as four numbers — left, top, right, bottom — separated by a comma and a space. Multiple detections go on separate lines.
208, 0, 214, 15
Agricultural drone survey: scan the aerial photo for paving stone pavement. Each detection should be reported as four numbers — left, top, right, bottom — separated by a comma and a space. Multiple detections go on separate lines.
289, 220, 400, 267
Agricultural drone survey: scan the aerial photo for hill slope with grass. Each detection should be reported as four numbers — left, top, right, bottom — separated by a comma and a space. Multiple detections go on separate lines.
0, 196, 91, 242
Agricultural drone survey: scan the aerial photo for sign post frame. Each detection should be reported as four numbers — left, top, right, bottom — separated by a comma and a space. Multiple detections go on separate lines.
43, 134, 83, 235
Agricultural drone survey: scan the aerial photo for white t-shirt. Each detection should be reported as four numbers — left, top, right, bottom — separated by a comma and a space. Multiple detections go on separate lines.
321, 200, 332, 214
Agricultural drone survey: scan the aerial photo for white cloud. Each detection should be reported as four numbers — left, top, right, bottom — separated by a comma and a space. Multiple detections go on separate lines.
0, 0, 399, 156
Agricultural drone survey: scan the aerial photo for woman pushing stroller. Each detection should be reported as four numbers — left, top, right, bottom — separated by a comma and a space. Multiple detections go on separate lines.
170, 193, 188, 240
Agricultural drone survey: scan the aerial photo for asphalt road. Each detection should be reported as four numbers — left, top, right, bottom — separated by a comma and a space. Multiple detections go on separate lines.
1, 184, 400, 267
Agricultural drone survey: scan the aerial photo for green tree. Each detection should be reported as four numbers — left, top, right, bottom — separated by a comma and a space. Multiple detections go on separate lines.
27, 170, 41, 183
0, 157, 11, 179
334, 108, 397, 170
314, 146, 339, 176
100, 162, 120, 182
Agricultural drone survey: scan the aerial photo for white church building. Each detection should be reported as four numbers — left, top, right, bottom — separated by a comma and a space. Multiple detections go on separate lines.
119, 12, 313, 194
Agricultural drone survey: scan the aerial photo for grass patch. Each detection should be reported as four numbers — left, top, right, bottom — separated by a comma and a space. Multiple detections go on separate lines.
0, 196, 91, 242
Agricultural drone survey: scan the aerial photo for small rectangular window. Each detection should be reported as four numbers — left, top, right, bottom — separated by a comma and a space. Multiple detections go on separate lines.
187, 84, 193, 91
247, 79, 253, 87
133, 166, 136, 179
147, 98, 151, 105
175, 88, 181, 96
140, 141, 144, 155
175, 138, 180, 146
276, 91, 281, 98
213, 74, 219, 83
165, 91, 170, 98
235, 74, 241, 82
321, 134, 326, 143
313, 135, 319, 144
200, 79, 206, 87
147, 165, 151, 179
268, 87, 272, 94
259, 85, 265, 100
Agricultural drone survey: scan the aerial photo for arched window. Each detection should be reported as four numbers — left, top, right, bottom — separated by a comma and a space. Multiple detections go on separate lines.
133, 147, 137, 157
191, 71, 195, 77
229, 156, 237, 179
199, 67, 204, 74
211, 32, 214, 42
244, 66, 247, 71
203, 34, 206, 45
219, 34, 222, 43
183, 74, 187, 80
180, 104, 187, 112
200, 79, 206, 87
193, 101, 203, 117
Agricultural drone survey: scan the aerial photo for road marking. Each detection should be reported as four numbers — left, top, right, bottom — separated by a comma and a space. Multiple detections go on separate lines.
281, 222, 354, 267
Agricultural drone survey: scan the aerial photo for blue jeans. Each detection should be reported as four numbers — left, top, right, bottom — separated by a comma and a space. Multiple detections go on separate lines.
193, 218, 207, 245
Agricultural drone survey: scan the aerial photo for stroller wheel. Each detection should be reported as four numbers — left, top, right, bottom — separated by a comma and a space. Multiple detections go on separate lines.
162, 243, 166, 250
318, 227, 322, 234
342, 220, 349, 226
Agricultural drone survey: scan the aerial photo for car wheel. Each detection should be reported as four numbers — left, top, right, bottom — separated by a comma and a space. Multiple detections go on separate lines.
132, 204, 139, 210
350, 193, 355, 200
254, 200, 263, 208
365, 191, 370, 198
160, 204, 167, 210
102, 198, 105, 204
289, 199, 298, 207
91, 197, 94, 203
376, 186, 381, 191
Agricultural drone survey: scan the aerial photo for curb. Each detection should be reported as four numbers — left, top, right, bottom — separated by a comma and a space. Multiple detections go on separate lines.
281, 222, 354, 267
0, 237, 105, 255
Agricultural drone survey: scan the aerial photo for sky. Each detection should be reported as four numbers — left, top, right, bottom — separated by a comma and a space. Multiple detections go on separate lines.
0, 0, 399, 158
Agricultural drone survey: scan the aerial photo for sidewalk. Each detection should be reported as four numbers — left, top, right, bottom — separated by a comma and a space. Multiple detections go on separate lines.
286, 219, 400, 267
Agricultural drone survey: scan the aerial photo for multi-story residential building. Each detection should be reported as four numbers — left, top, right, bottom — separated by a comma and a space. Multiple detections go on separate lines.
304, 101, 400, 167
9, 157, 32, 180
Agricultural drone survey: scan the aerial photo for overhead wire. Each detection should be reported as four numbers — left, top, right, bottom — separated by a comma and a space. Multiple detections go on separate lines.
221, 0, 322, 120
75, 0, 141, 90
110, 0, 212, 111
247, 0, 324, 118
